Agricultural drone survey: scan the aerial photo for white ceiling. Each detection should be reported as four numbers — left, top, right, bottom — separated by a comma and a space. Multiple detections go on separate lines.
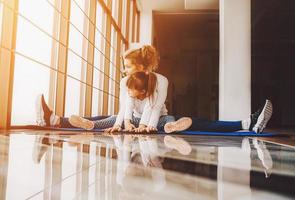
139, 0, 218, 12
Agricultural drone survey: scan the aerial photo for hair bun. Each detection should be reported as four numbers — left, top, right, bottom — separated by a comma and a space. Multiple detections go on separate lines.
141, 45, 159, 71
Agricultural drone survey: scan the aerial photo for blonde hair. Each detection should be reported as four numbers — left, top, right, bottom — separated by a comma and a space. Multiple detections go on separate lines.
123, 45, 159, 72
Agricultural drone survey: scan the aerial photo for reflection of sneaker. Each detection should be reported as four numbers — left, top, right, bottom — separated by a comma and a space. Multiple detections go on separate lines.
250, 100, 273, 133
35, 94, 59, 126
69, 115, 94, 130
164, 135, 192, 155
32, 136, 49, 164
241, 138, 251, 154
164, 117, 192, 133
253, 139, 273, 178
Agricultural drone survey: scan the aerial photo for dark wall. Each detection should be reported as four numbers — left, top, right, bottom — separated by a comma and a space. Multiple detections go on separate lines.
154, 13, 219, 120
251, 0, 295, 127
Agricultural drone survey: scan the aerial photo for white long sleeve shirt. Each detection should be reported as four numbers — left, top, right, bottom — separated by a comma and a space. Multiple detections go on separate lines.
124, 73, 168, 128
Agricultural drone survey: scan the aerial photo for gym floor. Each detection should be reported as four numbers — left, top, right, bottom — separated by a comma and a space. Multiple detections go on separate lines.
0, 129, 294, 199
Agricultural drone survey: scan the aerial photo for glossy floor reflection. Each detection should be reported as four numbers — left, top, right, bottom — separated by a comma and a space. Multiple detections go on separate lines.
0, 130, 294, 200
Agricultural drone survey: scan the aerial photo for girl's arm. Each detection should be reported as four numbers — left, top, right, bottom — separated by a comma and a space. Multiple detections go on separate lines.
113, 77, 128, 127
124, 94, 136, 131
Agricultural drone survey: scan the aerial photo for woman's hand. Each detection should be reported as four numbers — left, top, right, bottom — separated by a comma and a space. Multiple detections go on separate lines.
145, 126, 157, 133
134, 124, 147, 133
104, 124, 122, 133
124, 120, 136, 132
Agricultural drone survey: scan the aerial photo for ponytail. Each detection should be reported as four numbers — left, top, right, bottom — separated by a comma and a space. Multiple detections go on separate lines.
146, 72, 157, 100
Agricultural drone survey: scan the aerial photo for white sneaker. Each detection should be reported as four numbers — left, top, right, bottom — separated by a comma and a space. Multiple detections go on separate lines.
252, 100, 273, 133
164, 117, 192, 133
69, 115, 94, 130
35, 94, 59, 126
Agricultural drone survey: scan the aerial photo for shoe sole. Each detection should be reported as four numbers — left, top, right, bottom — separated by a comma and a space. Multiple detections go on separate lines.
69, 115, 94, 130
254, 100, 273, 133
35, 94, 46, 126
164, 117, 192, 133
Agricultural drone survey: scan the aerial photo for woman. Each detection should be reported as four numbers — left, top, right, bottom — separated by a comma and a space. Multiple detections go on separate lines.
36, 44, 192, 133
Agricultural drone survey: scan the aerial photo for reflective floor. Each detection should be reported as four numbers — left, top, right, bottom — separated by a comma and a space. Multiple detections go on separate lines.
0, 130, 294, 200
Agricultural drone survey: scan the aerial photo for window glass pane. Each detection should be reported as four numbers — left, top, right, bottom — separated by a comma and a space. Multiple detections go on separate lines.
108, 26, 117, 115
93, 3, 107, 116
18, 0, 54, 34
65, 1, 89, 116
92, 68, 104, 116
11, 56, 51, 125
15, 14, 53, 66
65, 77, 82, 116
11, 1, 56, 125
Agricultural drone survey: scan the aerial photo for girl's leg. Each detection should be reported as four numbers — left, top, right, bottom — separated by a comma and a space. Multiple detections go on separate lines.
157, 115, 175, 132
130, 116, 141, 128
93, 115, 117, 129
60, 115, 110, 128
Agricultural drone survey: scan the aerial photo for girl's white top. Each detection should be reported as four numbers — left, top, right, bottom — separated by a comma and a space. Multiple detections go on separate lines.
114, 73, 168, 128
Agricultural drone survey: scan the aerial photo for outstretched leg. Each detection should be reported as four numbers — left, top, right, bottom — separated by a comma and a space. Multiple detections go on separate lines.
35, 94, 110, 128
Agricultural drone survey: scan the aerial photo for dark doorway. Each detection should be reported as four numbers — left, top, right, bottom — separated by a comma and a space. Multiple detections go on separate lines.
153, 11, 219, 120
251, 0, 295, 128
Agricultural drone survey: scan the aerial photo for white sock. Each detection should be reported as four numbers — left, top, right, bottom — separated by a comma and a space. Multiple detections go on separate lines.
242, 117, 251, 130
50, 114, 59, 126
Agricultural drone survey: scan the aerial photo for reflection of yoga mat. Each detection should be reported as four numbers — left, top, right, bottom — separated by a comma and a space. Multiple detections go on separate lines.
13, 125, 280, 137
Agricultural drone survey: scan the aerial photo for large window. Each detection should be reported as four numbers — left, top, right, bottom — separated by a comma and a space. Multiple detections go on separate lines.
11, 0, 60, 125
0, 0, 140, 127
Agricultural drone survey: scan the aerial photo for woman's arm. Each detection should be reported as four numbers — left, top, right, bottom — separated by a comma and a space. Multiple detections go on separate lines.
147, 75, 168, 128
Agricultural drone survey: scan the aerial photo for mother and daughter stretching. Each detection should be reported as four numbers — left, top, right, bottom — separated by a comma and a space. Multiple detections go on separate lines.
35, 44, 273, 134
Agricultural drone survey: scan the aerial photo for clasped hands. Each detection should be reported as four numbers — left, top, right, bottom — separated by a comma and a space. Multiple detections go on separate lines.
104, 119, 157, 133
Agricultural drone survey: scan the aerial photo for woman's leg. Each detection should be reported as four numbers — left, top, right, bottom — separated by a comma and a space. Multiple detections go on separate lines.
183, 117, 243, 132
174, 100, 273, 133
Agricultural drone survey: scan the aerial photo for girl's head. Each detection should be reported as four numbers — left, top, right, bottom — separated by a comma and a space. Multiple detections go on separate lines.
123, 45, 159, 75
126, 71, 157, 100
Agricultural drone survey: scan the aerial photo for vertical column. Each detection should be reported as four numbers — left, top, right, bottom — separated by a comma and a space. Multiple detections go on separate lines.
125, 0, 131, 49
102, 0, 112, 115
139, 3, 152, 45
114, 0, 123, 113
0, 0, 19, 129
84, 0, 97, 117
131, 0, 136, 42
136, 12, 140, 42
48, 0, 62, 110
219, 0, 251, 120
55, 0, 71, 117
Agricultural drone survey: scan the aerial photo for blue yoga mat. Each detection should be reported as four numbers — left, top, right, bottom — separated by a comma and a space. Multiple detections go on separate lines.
16, 125, 279, 137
